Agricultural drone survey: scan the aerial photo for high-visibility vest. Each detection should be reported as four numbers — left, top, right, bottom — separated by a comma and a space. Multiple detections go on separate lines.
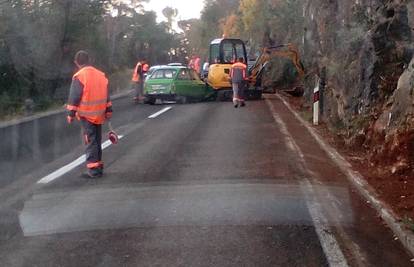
72, 66, 110, 125
132, 62, 142, 82
194, 57, 201, 73
230, 62, 247, 81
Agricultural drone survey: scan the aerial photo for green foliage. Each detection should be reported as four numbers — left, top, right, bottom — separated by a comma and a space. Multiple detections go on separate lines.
200, 0, 240, 45
0, 0, 178, 118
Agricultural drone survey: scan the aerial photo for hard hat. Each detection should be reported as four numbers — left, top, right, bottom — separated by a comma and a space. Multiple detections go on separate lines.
108, 131, 119, 144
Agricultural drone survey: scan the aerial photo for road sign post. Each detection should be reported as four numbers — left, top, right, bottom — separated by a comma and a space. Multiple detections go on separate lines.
313, 79, 320, 126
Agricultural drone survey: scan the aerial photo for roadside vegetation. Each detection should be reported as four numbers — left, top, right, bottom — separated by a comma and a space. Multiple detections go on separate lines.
0, 0, 189, 119
0, 0, 303, 119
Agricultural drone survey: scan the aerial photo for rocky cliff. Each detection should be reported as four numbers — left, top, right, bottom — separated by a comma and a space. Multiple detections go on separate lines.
300, 0, 414, 174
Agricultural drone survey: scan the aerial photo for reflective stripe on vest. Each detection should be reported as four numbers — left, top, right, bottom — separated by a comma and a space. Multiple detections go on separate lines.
231, 62, 247, 70
80, 99, 107, 106
231, 62, 247, 79
73, 66, 109, 125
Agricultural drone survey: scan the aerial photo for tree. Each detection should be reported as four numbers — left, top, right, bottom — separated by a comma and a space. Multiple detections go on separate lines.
162, 6, 178, 33
0, 0, 179, 117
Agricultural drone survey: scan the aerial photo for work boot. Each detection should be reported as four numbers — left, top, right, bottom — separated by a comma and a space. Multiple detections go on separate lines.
240, 101, 246, 107
82, 168, 103, 179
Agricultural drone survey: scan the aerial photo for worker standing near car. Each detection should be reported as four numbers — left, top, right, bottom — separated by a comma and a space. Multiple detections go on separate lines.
66, 50, 112, 178
230, 57, 247, 108
194, 56, 201, 75
131, 59, 145, 103
142, 59, 150, 78
188, 55, 195, 71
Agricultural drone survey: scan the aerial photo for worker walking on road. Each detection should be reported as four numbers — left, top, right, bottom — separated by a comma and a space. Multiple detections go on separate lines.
131, 59, 147, 103
230, 57, 247, 108
66, 50, 112, 178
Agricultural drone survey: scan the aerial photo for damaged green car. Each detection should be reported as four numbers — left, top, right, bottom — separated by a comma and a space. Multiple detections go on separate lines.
144, 66, 213, 104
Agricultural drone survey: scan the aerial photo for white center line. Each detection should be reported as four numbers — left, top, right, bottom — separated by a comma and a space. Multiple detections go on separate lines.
148, 106, 172, 119
38, 106, 172, 185
37, 135, 124, 184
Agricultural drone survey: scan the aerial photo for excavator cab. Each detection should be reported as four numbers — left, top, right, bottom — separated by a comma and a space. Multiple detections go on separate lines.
207, 38, 247, 91
206, 38, 305, 99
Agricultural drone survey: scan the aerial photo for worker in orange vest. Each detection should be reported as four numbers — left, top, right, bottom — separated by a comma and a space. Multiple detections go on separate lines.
194, 56, 201, 74
230, 57, 247, 108
66, 50, 112, 178
131, 59, 148, 103
188, 55, 195, 70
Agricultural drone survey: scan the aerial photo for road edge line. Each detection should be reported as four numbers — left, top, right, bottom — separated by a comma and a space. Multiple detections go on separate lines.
266, 98, 349, 267
275, 93, 414, 257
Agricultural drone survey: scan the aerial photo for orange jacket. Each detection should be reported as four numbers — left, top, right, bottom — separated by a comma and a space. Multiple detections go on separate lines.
67, 66, 111, 125
230, 62, 247, 83
132, 62, 142, 82
194, 57, 201, 74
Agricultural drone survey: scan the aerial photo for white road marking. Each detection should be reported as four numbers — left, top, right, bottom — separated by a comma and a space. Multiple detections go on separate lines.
148, 106, 172, 119
37, 135, 124, 184
265, 98, 349, 267
38, 106, 172, 185
276, 93, 414, 258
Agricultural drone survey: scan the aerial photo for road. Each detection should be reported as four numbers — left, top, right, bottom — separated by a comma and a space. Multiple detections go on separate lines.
0, 95, 412, 266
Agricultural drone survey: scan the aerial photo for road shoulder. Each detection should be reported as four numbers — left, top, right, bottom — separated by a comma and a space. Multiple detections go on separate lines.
268, 93, 414, 258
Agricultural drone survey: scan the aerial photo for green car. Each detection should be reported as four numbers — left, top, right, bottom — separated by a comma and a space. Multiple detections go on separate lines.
144, 66, 211, 104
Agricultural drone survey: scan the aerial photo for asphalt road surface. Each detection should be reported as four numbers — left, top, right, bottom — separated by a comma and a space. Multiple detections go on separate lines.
0, 95, 412, 266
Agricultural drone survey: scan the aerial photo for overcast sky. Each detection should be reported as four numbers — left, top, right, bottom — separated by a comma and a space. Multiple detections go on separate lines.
143, 0, 204, 23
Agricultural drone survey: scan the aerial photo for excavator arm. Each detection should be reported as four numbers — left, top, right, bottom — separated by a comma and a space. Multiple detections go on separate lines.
247, 43, 305, 90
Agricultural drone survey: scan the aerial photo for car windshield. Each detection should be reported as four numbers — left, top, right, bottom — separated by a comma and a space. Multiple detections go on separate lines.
150, 69, 177, 79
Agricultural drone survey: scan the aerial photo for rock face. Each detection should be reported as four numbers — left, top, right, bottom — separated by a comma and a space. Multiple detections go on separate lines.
298, 0, 414, 173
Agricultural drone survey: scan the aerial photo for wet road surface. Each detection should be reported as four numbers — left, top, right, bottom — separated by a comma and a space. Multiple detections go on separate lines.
0, 95, 412, 266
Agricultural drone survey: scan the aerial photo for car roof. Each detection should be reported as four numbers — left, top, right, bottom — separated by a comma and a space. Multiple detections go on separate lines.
167, 63, 184, 66
153, 65, 187, 70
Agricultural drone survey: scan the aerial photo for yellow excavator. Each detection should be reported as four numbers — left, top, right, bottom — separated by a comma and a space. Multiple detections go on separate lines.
206, 38, 305, 99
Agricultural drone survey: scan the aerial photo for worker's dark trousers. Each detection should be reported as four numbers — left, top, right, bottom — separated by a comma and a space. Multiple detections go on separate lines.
232, 82, 245, 105
81, 119, 103, 175
133, 81, 144, 100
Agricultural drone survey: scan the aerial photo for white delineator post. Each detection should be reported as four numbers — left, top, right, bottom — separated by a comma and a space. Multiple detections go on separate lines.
313, 81, 320, 126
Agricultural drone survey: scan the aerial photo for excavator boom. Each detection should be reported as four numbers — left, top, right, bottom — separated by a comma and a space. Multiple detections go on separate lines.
248, 43, 304, 91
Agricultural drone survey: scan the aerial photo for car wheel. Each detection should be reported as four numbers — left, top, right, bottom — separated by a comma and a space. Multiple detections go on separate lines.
177, 96, 188, 104
145, 97, 155, 105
